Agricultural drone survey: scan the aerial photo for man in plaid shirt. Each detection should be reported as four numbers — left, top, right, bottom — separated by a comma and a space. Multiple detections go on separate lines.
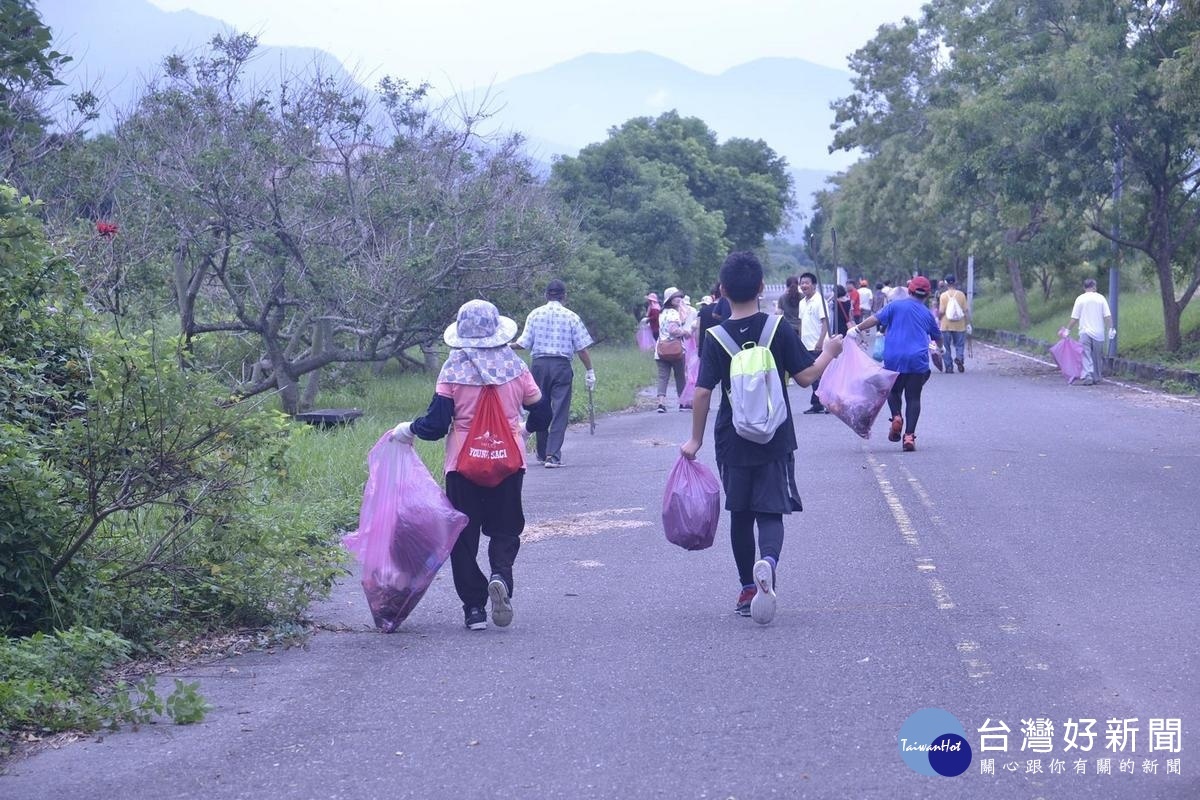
511, 280, 595, 468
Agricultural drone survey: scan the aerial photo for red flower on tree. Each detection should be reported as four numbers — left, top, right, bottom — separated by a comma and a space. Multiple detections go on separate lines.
96, 221, 119, 238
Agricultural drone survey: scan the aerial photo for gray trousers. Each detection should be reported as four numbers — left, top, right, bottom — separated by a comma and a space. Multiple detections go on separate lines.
531, 357, 574, 461
1080, 333, 1105, 383
656, 357, 686, 398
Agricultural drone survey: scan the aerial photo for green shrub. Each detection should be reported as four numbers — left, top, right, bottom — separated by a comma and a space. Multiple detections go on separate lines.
1, 184, 344, 639
0, 626, 132, 735
0, 628, 211, 750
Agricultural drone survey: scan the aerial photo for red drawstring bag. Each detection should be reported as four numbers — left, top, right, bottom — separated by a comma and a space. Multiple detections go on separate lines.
456, 385, 523, 487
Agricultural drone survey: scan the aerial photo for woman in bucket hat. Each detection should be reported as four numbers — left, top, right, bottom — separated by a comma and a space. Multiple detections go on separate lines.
654, 286, 693, 412
847, 276, 942, 452
391, 299, 550, 630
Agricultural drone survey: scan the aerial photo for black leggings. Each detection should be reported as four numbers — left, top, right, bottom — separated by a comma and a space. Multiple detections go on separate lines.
888, 371, 931, 435
730, 511, 784, 587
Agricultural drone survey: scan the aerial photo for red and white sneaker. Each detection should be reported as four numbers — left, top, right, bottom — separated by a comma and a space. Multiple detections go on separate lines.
735, 586, 756, 617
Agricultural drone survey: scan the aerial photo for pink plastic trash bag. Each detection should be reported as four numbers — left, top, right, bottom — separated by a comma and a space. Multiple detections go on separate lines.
678, 336, 700, 406
662, 455, 721, 551
636, 320, 655, 351
1049, 337, 1084, 384
342, 433, 468, 632
816, 340, 900, 439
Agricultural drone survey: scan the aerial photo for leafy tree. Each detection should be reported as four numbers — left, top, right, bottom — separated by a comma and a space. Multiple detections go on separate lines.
1, 184, 339, 637
551, 110, 794, 297
826, 1, 1200, 348
0, 0, 97, 188
1081, 2, 1200, 351
111, 35, 571, 413
0, 184, 87, 632
552, 145, 726, 297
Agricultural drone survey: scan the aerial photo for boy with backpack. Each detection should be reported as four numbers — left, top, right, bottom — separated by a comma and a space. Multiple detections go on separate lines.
680, 251, 843, 624
391, 300, 550, 631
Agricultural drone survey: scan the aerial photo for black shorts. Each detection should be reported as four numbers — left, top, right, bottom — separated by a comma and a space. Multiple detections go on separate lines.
718, 454, 803, 514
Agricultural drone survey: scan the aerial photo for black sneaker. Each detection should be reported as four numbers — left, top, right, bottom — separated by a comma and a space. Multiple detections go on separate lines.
656, 404, 667, 413
488, 575, 513, 628
802, 406, 825, 415
544, 455, 564, 469
464, 606, 487, 631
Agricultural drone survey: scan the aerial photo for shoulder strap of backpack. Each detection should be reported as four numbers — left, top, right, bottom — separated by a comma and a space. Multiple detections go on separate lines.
758, 314, 783, 348
707, 324, 738, 357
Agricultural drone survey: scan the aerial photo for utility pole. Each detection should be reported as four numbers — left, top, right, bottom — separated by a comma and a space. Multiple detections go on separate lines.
1109, 132, 1122, 357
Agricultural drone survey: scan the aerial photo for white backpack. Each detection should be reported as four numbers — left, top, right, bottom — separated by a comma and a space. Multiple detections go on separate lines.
945, 293, 966, 321
707, 315, 788, 444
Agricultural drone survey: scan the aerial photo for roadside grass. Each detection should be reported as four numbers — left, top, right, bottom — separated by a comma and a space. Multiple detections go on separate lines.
971, 287, 1200, 372
283, 345, 656, 530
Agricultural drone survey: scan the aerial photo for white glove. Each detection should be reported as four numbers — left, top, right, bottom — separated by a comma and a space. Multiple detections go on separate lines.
585, 369, 596, 390
1108, 328, 1117, 340
1058, 327, 1070, 339
390, 421, 414, 444
966, 324, 973, 335
846, 325, 860, 339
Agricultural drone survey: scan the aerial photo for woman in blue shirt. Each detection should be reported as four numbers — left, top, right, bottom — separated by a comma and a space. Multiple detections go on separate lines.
847, 276, 942, 451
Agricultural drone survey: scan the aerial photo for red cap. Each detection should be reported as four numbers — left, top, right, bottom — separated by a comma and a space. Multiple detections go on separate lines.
908, 276, 932, 296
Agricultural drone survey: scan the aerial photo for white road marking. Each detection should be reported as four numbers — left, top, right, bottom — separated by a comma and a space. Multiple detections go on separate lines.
978, 341, 1200, 406
868, 455, 995, 682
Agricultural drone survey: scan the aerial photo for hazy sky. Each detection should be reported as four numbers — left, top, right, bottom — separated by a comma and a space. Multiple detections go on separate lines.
148, 0, 928, 93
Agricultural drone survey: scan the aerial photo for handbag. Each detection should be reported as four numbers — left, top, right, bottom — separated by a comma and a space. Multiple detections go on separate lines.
657, 337, 685, 363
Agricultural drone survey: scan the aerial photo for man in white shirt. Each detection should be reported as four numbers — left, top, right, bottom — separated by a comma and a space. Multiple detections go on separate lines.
1062, 278, 1114, 385
797, 272, 829, 414
857, 279, 873, 319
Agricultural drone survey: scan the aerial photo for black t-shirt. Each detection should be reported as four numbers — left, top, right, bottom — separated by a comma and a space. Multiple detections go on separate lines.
697, 297, 732, 353
697, 312, 814, 466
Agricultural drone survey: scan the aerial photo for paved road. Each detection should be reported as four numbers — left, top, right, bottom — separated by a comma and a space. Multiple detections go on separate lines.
4, 343, 1199, 800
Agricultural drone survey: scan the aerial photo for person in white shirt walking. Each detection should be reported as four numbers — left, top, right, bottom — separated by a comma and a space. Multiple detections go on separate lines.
1061, 278, 1114, 385
797, 272, 830, 414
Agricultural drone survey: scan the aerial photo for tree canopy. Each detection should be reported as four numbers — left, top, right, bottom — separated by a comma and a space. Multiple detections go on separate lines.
816, 0, 1200, 351
551, 110, 794, 297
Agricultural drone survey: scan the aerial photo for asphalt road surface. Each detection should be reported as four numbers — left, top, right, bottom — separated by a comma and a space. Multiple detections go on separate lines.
3, 343, 1198, 800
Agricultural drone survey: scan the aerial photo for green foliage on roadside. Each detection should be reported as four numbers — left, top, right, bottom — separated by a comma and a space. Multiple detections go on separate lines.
286, 344, 658, 530
0, 628, 211, 751
1, 186, 343, 640
972, 286, 1200, 372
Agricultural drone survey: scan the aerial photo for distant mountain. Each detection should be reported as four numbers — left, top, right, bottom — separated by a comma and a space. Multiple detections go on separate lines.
37, 3, 846, 236
472, 51, 855, 175
39, 0, 364, 131
469, 51, 852, 238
